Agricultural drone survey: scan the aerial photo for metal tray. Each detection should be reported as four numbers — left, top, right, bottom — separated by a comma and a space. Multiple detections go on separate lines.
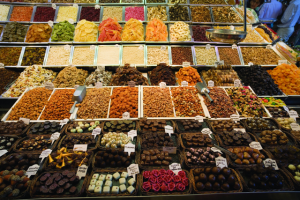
145, 45, 171, 66
169, 45, 196, 67
193, 45, 218, 67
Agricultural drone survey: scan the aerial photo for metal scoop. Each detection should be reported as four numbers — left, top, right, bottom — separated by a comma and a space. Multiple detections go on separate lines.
69, 86, 86, 114
196, 82, 213, 103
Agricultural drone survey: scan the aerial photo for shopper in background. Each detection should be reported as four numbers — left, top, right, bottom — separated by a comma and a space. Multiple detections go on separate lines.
277, 0, 300, 42
249, 0, 264, 14
258, 0, 283, 20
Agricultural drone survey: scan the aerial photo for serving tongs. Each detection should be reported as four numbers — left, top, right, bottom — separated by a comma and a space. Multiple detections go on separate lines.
69, 86, 86, 114
214, 144, 238, 160
196, 82, 213, 103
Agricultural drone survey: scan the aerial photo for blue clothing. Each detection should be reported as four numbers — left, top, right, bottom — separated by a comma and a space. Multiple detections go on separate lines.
258, 0, 283, 19
278, 0, 300, 28
277, 27, 294, 41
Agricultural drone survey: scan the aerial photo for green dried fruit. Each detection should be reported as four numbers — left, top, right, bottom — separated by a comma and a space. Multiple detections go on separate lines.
51, 20, 75, 42
2, 22, 27, 42
21, 47, 46, 66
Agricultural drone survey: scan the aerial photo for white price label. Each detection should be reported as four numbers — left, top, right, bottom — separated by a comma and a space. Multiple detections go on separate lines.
76, 164, 88, 179
52, 3, 56, 9
233, 128, 246, 133
289, 110, 299, 119
230, 114, 240, 121
97, 65, 105, 71
195, 115, 204, 122
165, 125, 174, 136
39, 149, 52, 162
163, 147, 177, 154
90, 45, 95, 51
92, 128, 101, 138
215, 156, 227, 169
50, 132, 60, 145
211, 147, 222, 154
68, 19, 75, 24
215, 60, 224, 67
263, 158, 278, 170
182, 62, 190, 67
247, 24, 252, 30
283, 106, 289, 112
0, 63, 4, 67
124, 143, 135, 156
26, 164, 40, 178
138, 45, 143, 50
95, 5, 100, 9
208, 80, 214, 87
48, 20, 54, 27
232, 44, 238, 49
181, 81, 188, 87
73, 144, 87, 152
278, 60, 288, 65
234, 79, 241, 87
201, 128, 212, 135
64, 44, 71, 51
266, 45, 272, 49
44, 82, 54, 90
127, 164, 139, 177
249, 142, 263, 150
122, 112, 130, 119
159, 82, 166, 88
290, 123, 300, 131
230, 25, 234, 30
248, 62, 254, 66
0, 150, 8, 157
19, 118, 30, 125
74, 85, 79, 90
161, 46, 166, 51
60, 118, 68, 127
169, 163, 182, 174
73, 3, 78, 8
95, 82, 103, 88
206, 44, 211, 49
128, 130, 137, 141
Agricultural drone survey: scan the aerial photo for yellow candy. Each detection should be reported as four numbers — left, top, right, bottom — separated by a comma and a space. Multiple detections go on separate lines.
74, 20, 98, 42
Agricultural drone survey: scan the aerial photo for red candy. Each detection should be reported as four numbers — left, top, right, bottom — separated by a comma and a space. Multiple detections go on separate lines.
79, 7, 100, 21
125, 7, 144, 21
33, 7, 55, 22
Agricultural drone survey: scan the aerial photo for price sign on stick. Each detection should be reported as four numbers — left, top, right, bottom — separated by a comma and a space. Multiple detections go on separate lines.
165, 125, 173, 136
127, 164, 139, 177
169, 163, 182, 175
128, 130, 137, 141
215, 157, 227, 169
77, 165, 88, 179
249, 142, 263, 150
124, 143, 135, 156
263, 158, 278, 170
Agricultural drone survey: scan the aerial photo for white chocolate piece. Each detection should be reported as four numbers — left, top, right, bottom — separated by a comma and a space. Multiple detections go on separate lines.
88, 184, 95, 192
105, 180, 112, 187
106, 174, 113, 181
121, 172, 128, 178
96, 180, 103, 187
119, 178, 126, 185
128, 178, 135, 186
90, 179, 97, 185
99, 174, 106, 181
94, 186, 102, 193
112, 186, 119, 194
127, 186, 135, 194
92, 173, 99, 180
103, 186, 110, 194
119, 184, 126, 193
113, 172, 120, 180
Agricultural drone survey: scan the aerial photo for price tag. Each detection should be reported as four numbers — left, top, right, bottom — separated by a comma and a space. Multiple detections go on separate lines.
249, 142, 263, 150
48, 20, 54, 27
44, 81, 54, 90
138, 45, 143, 50
159, 82, 166, 88
19, 118, 30, 125
73, 3, 78, 8
60, 118, 69, 127
247, 24, 252, 30
95, 4, 100, 9
76, 164, 88, 179
263, 158, 278, 170
50, 132, 60, 145
233, 128, 246, 133
124, 143, 135, 156
181, 81, 188, 87
97, 65, 105, 71
290, 123, 300, 131
64, 44, 71, 51
74, 85, 79, 90
195, 115, 204, 122
211, 147, 222, 154
163, 147, 177, 154
208, 80, 214, 87
165, 125, 174, 136
289, 110, 299, 120
248, 62, 253, 66
215, 156, 228, 169
128, 81, 135, 87
201, 128, 212, 135
182, 62, 190, 67
0, 150, 8, 157
230, 25, 234, 30
0, 63, 4, 67
128, 130, 137, 141
90, 45, 95, 51
95, 82, 103, 88
234, 79, 241, 87
92, 128, 101, 138
115, 44, 119, 47
266, 45, 272, 49
127, 164, 139, 177
278, 60, 288, 65
26, 164, 40, 178
52, 3, 56, 9
206, 44, 211, 49
232, 44, 238, 49
122, 112, 130, 119
230, 114, 240, 121
68, 19, 74, 24
39, 149, 52, 162
169, 163, 182, 174
73, 144, 87, 152
214, 60, 224, 67
283, 106, 289, 112
161, 46, 166, 51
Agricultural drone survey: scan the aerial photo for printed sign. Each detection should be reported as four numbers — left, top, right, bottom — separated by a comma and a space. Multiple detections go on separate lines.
76, 164, 88, 179
128, 130, 137, 141
122, 112, 130, 119
249, 142, 263, 150
263, 158, 278, 170
73, 144, 88, 152
26, 164, 40, 178
195, 115, 204, 122
182, 62, 190, 67
124, 143, 135, 156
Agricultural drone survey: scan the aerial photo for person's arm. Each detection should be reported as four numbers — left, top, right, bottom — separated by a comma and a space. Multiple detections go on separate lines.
281, 3, 298, 23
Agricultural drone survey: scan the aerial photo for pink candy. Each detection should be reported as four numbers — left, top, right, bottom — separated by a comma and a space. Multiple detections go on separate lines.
125, 7, 144, 21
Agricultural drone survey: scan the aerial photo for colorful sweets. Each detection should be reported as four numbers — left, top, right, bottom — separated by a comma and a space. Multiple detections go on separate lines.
74, 20, 98, 42
98, 18, 122, 42
146, 19, 168, 41
122, 19, 144, 41
9, 6, 33, 21
176, 66, 201, 86
125, 7, 144, 21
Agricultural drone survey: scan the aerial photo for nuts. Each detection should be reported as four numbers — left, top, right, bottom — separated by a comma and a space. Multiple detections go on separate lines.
212, 7, 242, 23
53, 66, 88, 88
218, 48, 241, 65
241, 47, 281, 65
191, 6, 211, 22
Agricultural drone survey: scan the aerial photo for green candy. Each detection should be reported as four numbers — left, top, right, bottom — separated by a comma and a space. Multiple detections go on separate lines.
51, 21, 75, 42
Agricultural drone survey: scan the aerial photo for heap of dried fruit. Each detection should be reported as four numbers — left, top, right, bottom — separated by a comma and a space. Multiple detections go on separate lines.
176, 66, 202, 86
53, 66, 88, 88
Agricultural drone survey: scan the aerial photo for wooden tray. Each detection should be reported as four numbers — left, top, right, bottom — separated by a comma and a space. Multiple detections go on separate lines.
265, 145, 300, 168
27, 122, 67, 137
138, 133, 180, 150
216, 131, 259, 148
241, 118, 281, 133
97, 133, 138, 151
0, 135, 20, 153
57, 133, 100, 151
101, 120, 138, 135
65, 120, 101, 135
179, 132, 218, 149
207, 119, 246, 135
138, 119, 176, 134
0, 122, 32, 136
283, 165, 300, 191
174, 119, 210, 134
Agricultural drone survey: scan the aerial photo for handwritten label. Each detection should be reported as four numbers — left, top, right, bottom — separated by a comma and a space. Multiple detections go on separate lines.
48, 20, 53, 27
39, 149, 52, 162
128, 130, 137, 141
128, 81, 135, 87
201, 128, 212, 135
208, 80, 214, 87
289, 110, 299, 119
122, 112, 130, 119
95, 82, 102, 88
50, 132, 60, 145
124, 143, 135, 156
263, 158, 278, 170
278, 60, 288, 65
52, 3, 56, 9
73, 144, 87, 152
290, 123, 300, 131
182, 62, 190, 67
26, 164, 40, 178
206, 44, 211, 49
0, 150, 8, 157
165, 125, 174, 136
127, 164, 139, 177
283, 106, 289, 112
97, 65, 105, 71
95, 4, 100, 9
195, 115, 204, 122
76, 164, 88, 179
233, 128, 246, 133
161, 46, 166, 51
234, 79, 241, 87
64, 44, 71, 51
138, 45, 143, 50
215, 60, 224, 67
92, 128, 101, 138
211, 147, 222, 154
19, 118, 30, 125
181, 81, 188, 87
266, 45, 272, 49
159, 82, 166, 88
73, 4, 78, 8
230, 114, 240, 121
0, 63, 4, 67
248, 62, 253, 66
90, 45, 95, 51
68, 19, 74, 24
215, 156, 228, 169
232, 44, 238, 49
169, 163, 182, 174
163, 147, 177, 154
44, 82, 54, 90
249, 142, 263, 150
60, 118, 68, 128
